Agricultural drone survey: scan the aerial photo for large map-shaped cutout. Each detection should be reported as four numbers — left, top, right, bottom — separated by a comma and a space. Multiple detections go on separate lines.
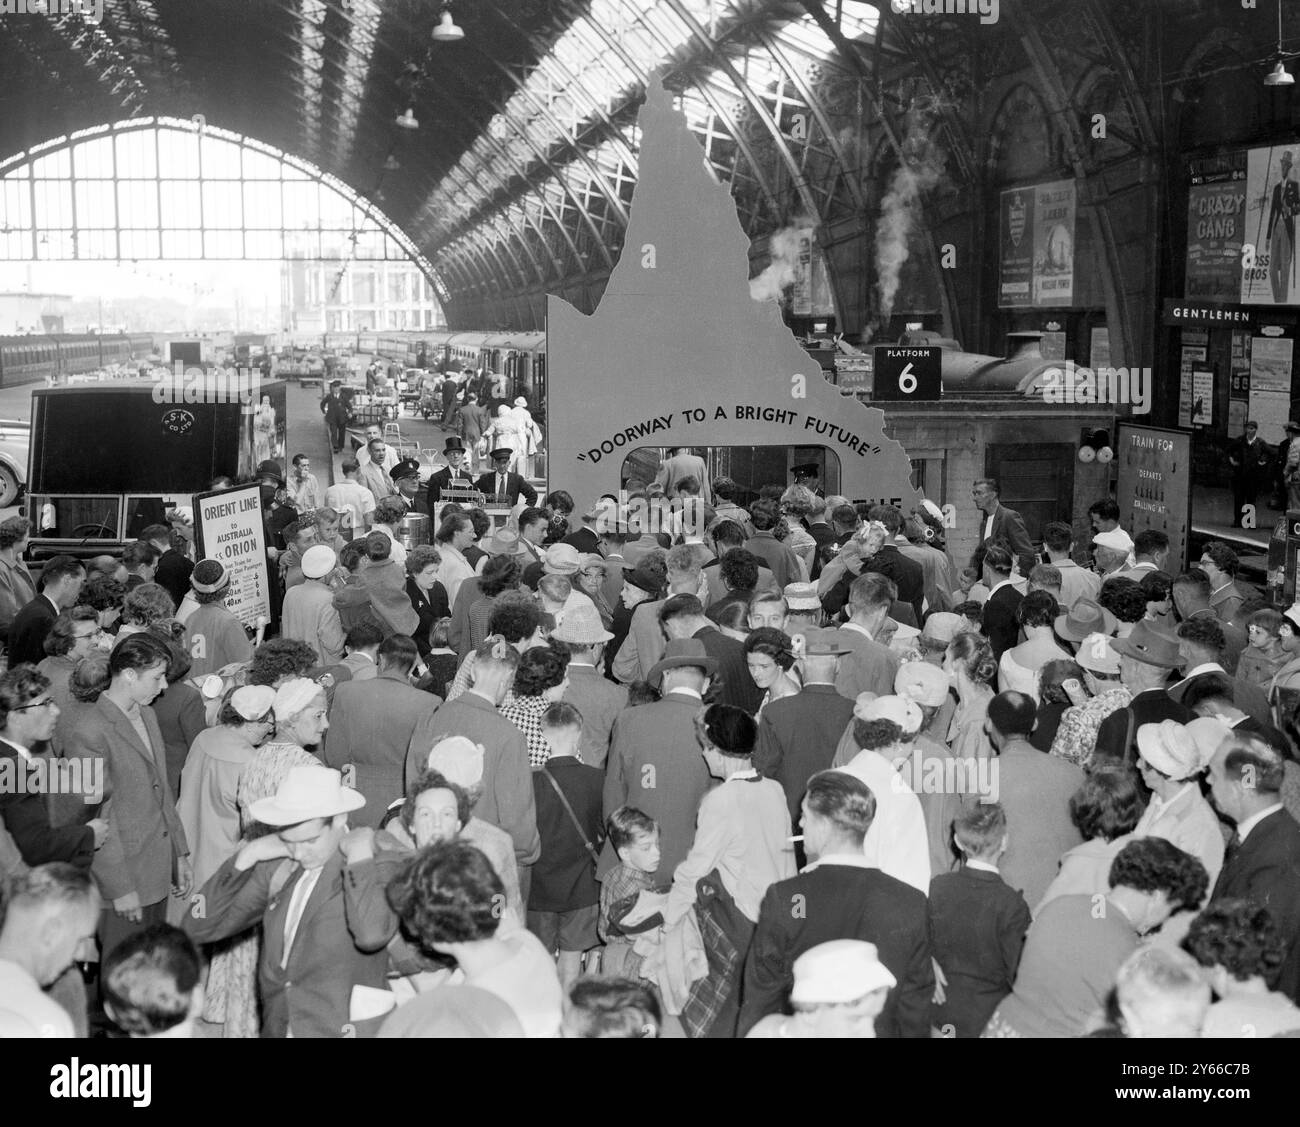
547, 75, 920, 516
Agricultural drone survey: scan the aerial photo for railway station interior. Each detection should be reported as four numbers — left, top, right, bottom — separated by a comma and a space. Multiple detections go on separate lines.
0, 0, 1299, 1061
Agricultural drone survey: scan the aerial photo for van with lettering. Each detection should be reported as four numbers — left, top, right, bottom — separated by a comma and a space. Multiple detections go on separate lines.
24, 379, 287, 560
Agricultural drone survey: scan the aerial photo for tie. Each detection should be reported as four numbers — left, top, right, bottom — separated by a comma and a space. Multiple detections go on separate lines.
498, 473, 506, 498
281, 869, 314, 968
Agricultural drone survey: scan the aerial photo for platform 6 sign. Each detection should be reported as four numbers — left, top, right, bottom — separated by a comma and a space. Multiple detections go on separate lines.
873, 346, 942, 401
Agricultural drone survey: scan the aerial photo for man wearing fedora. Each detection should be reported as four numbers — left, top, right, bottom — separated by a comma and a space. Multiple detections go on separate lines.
601, 637, 717, 882
426, 437, 476, 508
475, 448, 538, 509
184, 765, 391, 1037
553, 605, 627, 770
1053, 597, 1116, 656
754, 628, 858, 831
1095, 621, 1193, 762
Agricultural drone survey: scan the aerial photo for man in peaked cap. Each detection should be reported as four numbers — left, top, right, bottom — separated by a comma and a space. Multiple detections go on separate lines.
391, 456, 430, 517
790, 462, 824, 499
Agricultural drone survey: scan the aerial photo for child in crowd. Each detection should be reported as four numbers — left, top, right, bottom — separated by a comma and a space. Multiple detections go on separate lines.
1239, 608, 1287, 689
528, 703, 604, 990
926, 802, 1031, 1038
598, 806, 662, 978
421, 617, 461, 699
561, 978, 662, 1038
102, 924, 204, 1039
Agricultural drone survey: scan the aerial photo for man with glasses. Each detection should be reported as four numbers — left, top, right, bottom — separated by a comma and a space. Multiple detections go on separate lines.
0, 666, 107, 868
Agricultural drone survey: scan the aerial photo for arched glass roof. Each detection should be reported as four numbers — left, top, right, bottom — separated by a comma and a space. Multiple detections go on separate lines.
0, 116, 444, 300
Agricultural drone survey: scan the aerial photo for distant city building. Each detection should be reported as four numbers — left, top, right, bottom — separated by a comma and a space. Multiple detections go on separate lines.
281, 234, 444, 334
0, 291, 69, 335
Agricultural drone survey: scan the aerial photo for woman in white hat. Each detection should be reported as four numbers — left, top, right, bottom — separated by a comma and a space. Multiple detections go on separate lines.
199, 678, 325, 1039
1132, 719, 1225, 890
481, 404, 525, 474
512, 397, 543, 480
1048, 632, 1131, 770
176, 684, 278, 891
746, 939, 896, 1038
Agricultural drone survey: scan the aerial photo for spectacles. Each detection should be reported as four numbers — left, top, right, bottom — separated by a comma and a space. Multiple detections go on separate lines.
12, 698, 55, 711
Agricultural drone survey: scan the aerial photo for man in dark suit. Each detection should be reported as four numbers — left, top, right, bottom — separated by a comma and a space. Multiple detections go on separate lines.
971, 478, 1035, 578
1208, 736, 1300, 1001
978, 545, 1024, 661
864, 505, 924, 623
184, 764, 392, 1037
754, 629, 857, 828
0, 666, 104, 868
1227, 421, 1273, 528
425, 436, 476, 507
64, 634, 191, 954
142, 523, 193, 609
601, 638, 717, 883
1171, 618, 1270, 726
322, 635, 442, 829
739, 771, 933, 1038
475, 447, 538, 508
8, 555, 85, 668
1097, 621, 1192, 762
320, 380, 349, 453
659, 593, 763, 714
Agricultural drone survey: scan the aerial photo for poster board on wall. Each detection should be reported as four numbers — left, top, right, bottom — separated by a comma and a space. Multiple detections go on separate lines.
1116, 423, 1193, 574
998, 179, 1077, 308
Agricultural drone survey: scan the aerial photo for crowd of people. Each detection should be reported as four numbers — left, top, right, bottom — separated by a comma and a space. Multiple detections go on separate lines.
2, 454, 1299, 1041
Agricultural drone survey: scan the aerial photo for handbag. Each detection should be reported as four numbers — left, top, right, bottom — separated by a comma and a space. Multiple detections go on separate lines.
539, 767, 601, 866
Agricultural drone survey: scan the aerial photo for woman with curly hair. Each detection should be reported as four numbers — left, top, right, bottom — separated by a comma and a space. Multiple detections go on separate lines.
999, 591, 1069, 700
745, 627, 800, 715
1139, 570, 1176, 633
945, 632, 998, 761
80, 573, 127, 633
468, 554, 522, 654
499, 643, 570, 767
383, 840, 563, 1037
542, 490, 574, 547
1184, 900, 1300, 1038
1098, 577, 1147, 640
404, 543, 449, 660
1035, 765, 1145, 914
116, 582, 176, 638
38, 606, 103, 713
